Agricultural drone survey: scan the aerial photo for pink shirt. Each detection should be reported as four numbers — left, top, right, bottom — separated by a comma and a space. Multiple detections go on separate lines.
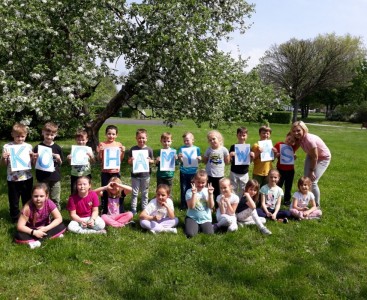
66, 190, 100, 218
22, 199, 57, 229
300, 133, 331, 160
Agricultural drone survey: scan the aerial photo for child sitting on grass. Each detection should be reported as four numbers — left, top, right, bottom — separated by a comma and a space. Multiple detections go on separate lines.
214, 178, 239, 232
236, 180, 272, 235
95, 177, 134, 228
67, 176, 106, 234
139, 184, 178, 234
15, 183, 66, 249
290, 176, 322, 220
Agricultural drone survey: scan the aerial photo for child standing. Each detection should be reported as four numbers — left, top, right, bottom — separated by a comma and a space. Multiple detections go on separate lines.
33, 122, 64, 210
67, 129, 95, 194
236, 180, 272, 235
2, 123, 34, 223
256, 169, 291, 222
128, 128, 154, 215
251, 125, 274, 188
214, 178, 239, 232
229, 127, 254, 197
139, 184, 179, 234
274, 132, 299, 205
177, 132, 201, 210
155, 132, 177, 188
185, 170, 215, 238
95, 177, 134, 227
15, 183, 66, 249
290, 177, 322, 220
97, 125, 125, 214
66, 176, 106, 234
202, 130, 230, 202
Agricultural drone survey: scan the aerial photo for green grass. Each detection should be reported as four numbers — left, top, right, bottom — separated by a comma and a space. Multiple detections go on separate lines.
1, 119, 366, 299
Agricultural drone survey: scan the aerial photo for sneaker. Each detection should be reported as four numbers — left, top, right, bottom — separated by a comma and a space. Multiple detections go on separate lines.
237, 221, 244, 228
260, 227, 272, 235
283, 218, 288, 224
29, 241, 41, 249
96, 229, 107, 234
58, 234, 64, 238
149, 229, 157, 235
167, 228, 177, 234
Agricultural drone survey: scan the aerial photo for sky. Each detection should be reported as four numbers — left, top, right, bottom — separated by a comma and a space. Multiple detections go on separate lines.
220, 0, 367, 70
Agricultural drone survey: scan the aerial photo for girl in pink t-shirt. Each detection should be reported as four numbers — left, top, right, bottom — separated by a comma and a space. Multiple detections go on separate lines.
66, 176, 106, 234
95, 177, 133, 227
15, 183, 66, 249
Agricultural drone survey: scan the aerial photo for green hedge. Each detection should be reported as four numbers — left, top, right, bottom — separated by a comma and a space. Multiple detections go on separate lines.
264, 111, 292, 124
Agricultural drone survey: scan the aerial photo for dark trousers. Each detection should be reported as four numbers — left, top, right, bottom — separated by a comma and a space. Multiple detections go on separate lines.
157, 177, 173, 188
7, 178, 33, 222
184, 217, 214, 238
277, 169, 295, 204
100, 172, 122, 214
256, 207, 291, 219
14, 223, 66, 242
208, 176, 222, 208
179, 172, 195, 210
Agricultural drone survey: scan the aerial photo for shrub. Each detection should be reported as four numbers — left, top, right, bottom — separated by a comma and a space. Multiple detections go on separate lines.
263, 111, 292, 124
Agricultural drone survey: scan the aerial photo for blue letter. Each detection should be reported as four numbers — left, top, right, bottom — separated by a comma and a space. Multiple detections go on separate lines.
235, 146, 250, 163
183, 149, 194, 165
134, 153, 148, 172
280, 145, 293, 164
162, 151, 175, 168
10, 146, 28, 168
105, 148, 120, 167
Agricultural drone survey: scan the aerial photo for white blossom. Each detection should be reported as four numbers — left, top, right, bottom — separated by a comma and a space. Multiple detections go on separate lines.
155, 79, 164, 89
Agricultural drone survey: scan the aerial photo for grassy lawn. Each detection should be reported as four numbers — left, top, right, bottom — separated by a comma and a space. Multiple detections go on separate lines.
0, 119, 366, 299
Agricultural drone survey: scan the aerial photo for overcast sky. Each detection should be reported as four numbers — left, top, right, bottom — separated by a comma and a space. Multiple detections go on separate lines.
220, 0, 367, 70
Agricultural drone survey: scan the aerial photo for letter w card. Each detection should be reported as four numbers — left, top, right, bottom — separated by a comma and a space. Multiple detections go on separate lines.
280, 144, 294, 165
234, 144, 250, 165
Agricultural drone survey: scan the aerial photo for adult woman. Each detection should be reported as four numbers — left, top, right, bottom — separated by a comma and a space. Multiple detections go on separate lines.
291, 121, 331, 207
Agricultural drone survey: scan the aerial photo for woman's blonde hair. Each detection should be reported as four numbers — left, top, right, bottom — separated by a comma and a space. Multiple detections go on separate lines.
291, 121, 309, 134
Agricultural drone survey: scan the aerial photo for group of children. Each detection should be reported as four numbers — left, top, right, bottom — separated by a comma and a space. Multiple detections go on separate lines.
1, 122, 322, 248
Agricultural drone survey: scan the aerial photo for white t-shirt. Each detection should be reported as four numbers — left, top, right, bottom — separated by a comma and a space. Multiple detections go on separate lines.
144, 198, 174, 218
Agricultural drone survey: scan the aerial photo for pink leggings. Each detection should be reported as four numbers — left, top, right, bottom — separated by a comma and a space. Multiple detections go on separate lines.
101, 212, 133, 227
290, 208, 322, 219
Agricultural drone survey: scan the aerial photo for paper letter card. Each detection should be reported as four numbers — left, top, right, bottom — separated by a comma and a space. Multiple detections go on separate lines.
36, 145, 55, 172
181, 147, 198, 168
160, 149, 176, 171
258, 140, 274, 162
280, 144, 294, 165
234, 144, 251, 165
71, 145, 89, 166
103, 147, 121, 170
132, 149, 149, 174
8, 144, 32, 171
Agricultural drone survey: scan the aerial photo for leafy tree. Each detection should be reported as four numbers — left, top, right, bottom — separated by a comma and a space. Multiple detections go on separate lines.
0, 0, 277, 148
258, 34, 365, 122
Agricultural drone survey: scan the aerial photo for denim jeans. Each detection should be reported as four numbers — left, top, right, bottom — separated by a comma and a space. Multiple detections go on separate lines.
304, 156, 331, 206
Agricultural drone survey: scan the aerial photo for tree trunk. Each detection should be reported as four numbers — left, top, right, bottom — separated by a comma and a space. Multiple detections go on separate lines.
292, 98, 299, 123
85, 84, 134, 150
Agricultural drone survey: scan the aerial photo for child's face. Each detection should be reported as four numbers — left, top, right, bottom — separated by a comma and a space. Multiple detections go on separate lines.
220, 181, 232, 196
183, 134, 194, 147
106, 129, 117, 142
268, 172, 280, 185
156, 188, 169, 205
32, 188, 47, 208
194, 176, 207, 191
11, 132, 27, 144
247, 186, 258, 198
259, 130, 270, 140
42, 130, 57, 144
108, 181, 120, 195
208, 134, 220, 149
285, 135, 294, 145
299, 182, 310, 194
76, 134, 88, 146
136, 133, 147, 147
161, 137, 172, 149
77, 178, 91, 195
237, 132, 247, 143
